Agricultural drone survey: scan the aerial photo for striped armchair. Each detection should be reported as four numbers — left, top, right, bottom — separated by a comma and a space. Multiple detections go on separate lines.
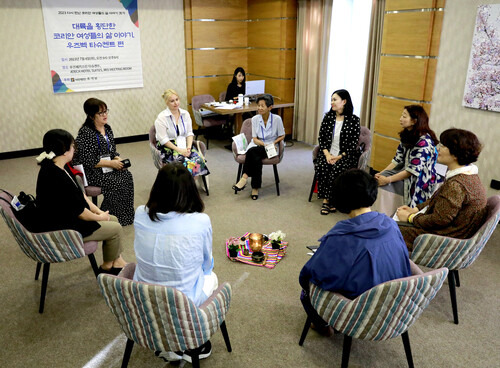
97, 263, 232, 368
0, 190, 99, 313
299, 267, 448, 368
410, 195, 500, 324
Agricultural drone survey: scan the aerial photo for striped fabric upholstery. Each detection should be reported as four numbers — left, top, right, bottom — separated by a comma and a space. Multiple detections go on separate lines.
411, 196, 500, 270
97, 263, 232, 353
309, 268, 448, 341
149, 125, 164, 170
0, 192, 91, 263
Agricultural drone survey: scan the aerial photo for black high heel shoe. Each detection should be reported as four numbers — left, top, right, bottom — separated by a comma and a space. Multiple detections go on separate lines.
232, 184, 246, 192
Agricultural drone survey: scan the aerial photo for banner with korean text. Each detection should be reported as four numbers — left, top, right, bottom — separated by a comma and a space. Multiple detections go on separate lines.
41, 0, 143, 93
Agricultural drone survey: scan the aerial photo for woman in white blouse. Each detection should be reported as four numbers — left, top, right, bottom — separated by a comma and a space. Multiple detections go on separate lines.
154, 89, 209, 177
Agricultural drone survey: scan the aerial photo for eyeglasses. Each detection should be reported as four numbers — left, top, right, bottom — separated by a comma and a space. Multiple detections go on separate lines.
97, 109, 110, 116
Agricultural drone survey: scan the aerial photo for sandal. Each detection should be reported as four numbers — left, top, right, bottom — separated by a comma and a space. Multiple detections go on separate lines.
320, 203, 330, 215
329, 207, 337, 213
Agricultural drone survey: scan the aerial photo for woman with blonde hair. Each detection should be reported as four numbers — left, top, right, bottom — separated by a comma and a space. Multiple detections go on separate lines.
154, 89, 209, 177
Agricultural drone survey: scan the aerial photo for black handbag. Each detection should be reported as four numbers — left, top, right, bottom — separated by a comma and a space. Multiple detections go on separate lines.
0, 190, 41, 232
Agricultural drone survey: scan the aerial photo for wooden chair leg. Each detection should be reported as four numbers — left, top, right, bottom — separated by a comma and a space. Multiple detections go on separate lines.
235, 164, 243, 194
453, 270, 460, 287
35, 262, 42, 280
220, 321, 232, 352
121, 338, 134, 368
39, 263, 50, 314
273, 164, 280, 196
341, 335, 352, 368
448, 271, 459, 324
298, 317, 311, 346
308, 174, 317, 202
88, 254, 99, 277
202, 175, 209, 196
401, 331, 414, 368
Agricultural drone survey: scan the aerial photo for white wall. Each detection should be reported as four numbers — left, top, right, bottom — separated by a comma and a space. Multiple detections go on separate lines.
432, 0, 500, 197
0, 0, 187, 154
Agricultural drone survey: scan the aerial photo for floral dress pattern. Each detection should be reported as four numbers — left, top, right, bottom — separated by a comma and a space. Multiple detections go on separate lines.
157, 142, 209, 177
74, 124, 135, 226
392, 134, 438, 207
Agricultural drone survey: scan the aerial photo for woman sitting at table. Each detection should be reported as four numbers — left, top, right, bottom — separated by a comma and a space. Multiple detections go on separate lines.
232, 94, 285, 200
225, 67, 246, 102
396, 128, 487, 251
36, 129, 127, 275
155, 89, 209, 177
134, 163, 217, 363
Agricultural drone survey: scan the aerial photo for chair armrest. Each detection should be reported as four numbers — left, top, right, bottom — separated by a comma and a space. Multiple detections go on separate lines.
411, 233, 470, 269
199, 282, 232, 335
409, 259, 424, 275
118, 263, 136, 279
278, 140, 285, 161
193, 109, 203, 127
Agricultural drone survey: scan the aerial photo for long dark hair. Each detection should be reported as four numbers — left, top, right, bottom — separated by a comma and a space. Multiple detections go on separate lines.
39, 129, 74, 165
81, 98, 107, 130
399, 105, 438, 147
332, 89, 354, 117
146, 163, 204, 221
230, 67, 246, 86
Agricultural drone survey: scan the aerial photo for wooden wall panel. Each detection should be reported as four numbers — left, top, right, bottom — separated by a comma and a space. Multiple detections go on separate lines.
424, 58, 437, 101
378, 57, 429, 101
190, 49, 248, 76
382, 12, 435, 55
189, 0, 247, 19
248, 0, 282, 19
248, 20, 282, 48
189, 76, 231, 103
430, 11, 444, 56
386, 0, 445, 11
370, 135, 400, 171
191, 21, 248, 48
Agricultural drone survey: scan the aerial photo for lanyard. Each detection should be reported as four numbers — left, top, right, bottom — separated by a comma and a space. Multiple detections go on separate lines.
96, 132, 110, 154
260, 114, 273, 141
169, 114, 185, 137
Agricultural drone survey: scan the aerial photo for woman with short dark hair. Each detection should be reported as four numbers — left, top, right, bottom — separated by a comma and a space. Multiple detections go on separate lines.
375, 105, 439, 213
36, 129, 127, 275
133, 163, 216, 362
299, 169, 411, 336
314, 89, 361, 215
397, 128, 487, 251
74, 98, 135, 226
232, 94, 285, 200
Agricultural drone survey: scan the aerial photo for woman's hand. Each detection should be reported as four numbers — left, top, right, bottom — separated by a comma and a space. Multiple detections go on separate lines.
96, 210, 111, 221
109, 159, 124, 170
375, 175, 391, 186
326, 153, 341, 165
177, 148, 190, 157
397, 205, 419, 214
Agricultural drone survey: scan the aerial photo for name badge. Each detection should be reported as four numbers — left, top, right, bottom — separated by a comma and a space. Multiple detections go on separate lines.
176, 136, 187, 149
101, 155, 113, 173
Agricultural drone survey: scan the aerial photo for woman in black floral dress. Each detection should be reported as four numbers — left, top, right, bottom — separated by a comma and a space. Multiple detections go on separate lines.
314, 89, 360, 215
74, 98, 135, 226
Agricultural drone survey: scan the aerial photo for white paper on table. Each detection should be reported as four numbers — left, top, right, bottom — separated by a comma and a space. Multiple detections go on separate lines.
265, 143, 277, 158
392, 206, 428, 221
232, 133, 248, 154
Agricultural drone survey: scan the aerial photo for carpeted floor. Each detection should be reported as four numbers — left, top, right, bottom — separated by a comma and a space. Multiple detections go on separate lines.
0, 138, 498, 368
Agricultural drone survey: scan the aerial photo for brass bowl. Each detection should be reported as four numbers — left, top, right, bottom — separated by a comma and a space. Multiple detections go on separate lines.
251, 251, 265, 263
249, 233, 264, 252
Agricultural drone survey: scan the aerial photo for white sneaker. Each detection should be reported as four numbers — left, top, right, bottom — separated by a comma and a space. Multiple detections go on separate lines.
155, 350, 183, 362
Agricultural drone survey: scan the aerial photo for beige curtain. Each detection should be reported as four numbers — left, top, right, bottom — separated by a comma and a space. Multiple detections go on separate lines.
360, 0, 385, 129
293, 0, 333, 145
